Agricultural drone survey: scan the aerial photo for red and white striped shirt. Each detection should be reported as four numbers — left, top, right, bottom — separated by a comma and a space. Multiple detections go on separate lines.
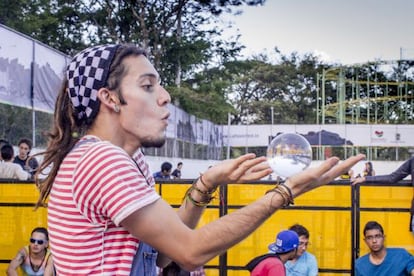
48, 136, 160, 275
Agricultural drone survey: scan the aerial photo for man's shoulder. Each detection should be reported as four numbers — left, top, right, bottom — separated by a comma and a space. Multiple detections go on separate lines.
65, 140, 134, 171
13, 156, 24, 163
301, 251, 317, 262
2, 162, 23, 170
153, 171, 163, 178
246, 253, 280, 272
386, 247, 411, 256
355, 253, 370, 265
72, 139, 128, 158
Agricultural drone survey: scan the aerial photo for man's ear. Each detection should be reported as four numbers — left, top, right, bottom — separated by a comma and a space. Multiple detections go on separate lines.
97, 88, 119, 110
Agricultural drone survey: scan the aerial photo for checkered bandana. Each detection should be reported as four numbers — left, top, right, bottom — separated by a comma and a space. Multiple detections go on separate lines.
67, 44, 120, 121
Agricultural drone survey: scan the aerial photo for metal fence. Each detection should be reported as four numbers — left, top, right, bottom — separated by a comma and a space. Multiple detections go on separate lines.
0, 179, 412, 276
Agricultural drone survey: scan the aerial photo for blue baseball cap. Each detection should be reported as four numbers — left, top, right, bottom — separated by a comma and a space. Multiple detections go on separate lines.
268, 230, 299, 254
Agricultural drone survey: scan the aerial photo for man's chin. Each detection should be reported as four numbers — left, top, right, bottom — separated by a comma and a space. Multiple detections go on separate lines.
141, 138, 166, 148
371, 246, 382, 251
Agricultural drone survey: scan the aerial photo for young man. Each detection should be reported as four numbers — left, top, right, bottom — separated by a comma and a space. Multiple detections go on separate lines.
13, 138, 39, 176
355, 221, 414, 276
153, 161, 173, 179
33, 44, 364, 275
7, 227, 54, 276
172, 162, 183, 179
246, 230, 299, 276
285, 224, 318, 276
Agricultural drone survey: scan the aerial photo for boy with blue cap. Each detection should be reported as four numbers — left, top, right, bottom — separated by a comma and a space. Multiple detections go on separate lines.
246, 230, 299, 276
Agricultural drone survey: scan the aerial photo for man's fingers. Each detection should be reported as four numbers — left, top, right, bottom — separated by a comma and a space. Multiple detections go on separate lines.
324, 154, 365, 180
288, 157, 339, 185
286, 154, 366, 196
232, 156, 268, 177
239, 167, 273, 182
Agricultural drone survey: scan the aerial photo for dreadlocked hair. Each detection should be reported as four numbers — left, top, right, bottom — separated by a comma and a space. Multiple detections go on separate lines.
33, 44, 147, 209
33, 79, 84, 208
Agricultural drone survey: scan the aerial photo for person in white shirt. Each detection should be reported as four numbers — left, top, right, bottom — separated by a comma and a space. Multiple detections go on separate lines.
0, 138, 9, 162
0, 144, 30, 180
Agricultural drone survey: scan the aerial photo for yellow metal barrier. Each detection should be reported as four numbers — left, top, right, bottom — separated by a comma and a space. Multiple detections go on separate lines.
0, 180, 413, 276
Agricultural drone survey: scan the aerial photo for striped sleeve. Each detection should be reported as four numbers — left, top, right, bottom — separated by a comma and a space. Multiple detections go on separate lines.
72, 142, 160, 226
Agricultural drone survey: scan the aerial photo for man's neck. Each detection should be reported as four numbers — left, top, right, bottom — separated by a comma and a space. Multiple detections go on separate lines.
278, 253, 293, 264
30, 249, 46, 260
289, 256, 299, 264
370, 248, 386, 265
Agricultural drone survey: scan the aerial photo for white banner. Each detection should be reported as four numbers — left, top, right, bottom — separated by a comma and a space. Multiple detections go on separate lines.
0, 25, 32, 108
33, 42, 67, 112
0, 24, 69, 113
223, 124, 414, 147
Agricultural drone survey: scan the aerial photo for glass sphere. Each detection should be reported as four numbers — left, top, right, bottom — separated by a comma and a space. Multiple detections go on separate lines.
267, 133, 312, 178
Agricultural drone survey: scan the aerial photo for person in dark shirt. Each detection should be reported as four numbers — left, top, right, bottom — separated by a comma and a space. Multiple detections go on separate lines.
153, 161, 173, 179
355, 221, 414, 276
352, 157, 414, 232
13, 138, 39, 177
172, 162, 183, 179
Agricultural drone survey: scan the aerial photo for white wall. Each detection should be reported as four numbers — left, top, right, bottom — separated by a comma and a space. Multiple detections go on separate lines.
146, 156, 220, 179
147, 156, 410, 180
30, 148, 411, 180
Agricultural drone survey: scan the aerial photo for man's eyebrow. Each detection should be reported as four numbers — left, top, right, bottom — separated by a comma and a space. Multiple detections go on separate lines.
138, 73, 160, 81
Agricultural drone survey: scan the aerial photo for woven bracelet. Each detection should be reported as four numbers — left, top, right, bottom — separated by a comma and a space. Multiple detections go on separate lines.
266, 186, 294, 206
266, 187, 289, 207
199, 174, 218, 193
184, 186, 213, 207
192, 177, 215, 195
278, 183, 294, 203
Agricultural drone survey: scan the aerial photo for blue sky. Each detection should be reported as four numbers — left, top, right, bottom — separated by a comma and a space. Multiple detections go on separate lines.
222, 0, 414, 65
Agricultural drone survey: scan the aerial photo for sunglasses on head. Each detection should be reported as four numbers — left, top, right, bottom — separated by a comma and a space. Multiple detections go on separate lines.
30, 238, 45, 245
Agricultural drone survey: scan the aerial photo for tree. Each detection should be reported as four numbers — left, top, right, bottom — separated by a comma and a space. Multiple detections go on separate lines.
0, 0, 88, 54
0, 0, 269, 129
209, 50, 326, 125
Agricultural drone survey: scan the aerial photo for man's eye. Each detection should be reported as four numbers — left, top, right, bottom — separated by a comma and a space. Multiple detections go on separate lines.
142, 85, 153, 91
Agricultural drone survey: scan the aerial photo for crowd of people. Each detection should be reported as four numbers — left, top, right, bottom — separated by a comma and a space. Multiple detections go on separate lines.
152, 161, 184, 180
0, 138, 39, 180
1, 43, 413, 276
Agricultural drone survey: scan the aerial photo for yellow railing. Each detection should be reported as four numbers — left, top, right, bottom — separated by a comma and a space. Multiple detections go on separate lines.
0, 179, 412, 276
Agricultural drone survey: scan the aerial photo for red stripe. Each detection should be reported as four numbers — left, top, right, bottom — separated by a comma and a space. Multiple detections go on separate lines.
48, 138, 157, 275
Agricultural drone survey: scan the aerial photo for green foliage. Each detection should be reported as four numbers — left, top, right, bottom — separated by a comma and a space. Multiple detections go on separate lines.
1, 0, 411, 128
185, 51, 326, 125
0, 103, 52, 147
0, 0, 88, 54
168, 84, 235, 124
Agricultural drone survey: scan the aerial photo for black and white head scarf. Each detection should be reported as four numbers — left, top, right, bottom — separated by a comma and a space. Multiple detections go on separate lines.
67, 44, 120, 121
